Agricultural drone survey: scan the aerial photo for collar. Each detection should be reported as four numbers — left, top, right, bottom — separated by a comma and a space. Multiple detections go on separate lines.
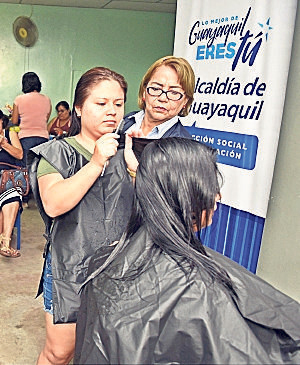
126, 111, 178, 139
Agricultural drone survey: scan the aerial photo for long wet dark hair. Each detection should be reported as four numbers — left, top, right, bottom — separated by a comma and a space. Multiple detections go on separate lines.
69, 67, 127, 136
98, 137, 237, 297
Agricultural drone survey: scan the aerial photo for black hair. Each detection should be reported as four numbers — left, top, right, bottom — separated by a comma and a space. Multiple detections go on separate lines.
104, 138, 237, 298
22, 72, 42, 93
55, 100, 70, 112
0, 110, 10, 129
69, 67, 128, 136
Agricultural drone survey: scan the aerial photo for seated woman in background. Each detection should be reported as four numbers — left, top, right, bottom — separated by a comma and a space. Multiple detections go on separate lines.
47, 101, 71, 137
75, 138, 300, 365
0, 110, 23, 258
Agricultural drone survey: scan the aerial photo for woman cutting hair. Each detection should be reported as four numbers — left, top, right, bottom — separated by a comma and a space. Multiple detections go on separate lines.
28, 66, 136, 365
75, 138, 300, 365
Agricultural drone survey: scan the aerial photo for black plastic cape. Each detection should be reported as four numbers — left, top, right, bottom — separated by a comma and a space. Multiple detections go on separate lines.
75, 228, 300, 364
28, 139, 134, 323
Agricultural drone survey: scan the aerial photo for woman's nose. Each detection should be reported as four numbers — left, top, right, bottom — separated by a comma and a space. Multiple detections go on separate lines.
157, 91, 168, 101
107, 104, 117, 115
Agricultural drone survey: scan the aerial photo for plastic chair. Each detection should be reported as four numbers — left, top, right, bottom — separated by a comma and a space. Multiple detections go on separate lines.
14, 209, 22, 250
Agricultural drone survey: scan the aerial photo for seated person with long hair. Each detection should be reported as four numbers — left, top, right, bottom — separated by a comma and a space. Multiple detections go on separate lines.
0, 110, 23, 258
75, 138, 300, 365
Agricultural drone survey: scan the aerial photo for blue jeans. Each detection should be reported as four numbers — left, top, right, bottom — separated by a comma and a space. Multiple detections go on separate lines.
20, 137, 48, 202
43, 251, 53, 315
20, 136, 48, 167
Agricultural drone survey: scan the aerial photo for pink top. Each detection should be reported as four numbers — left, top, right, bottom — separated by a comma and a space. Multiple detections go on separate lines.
14, 92, 51, 139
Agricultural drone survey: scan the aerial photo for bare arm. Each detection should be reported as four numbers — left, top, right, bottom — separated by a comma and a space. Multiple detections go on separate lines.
38, 133, 119, 217
46, 105, 52, 123
47, 117, 57, 133
11, 104, 19, 125
0, 131, 23, 160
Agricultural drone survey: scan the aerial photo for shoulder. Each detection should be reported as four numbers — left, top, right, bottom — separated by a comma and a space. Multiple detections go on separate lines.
28, 139, 77, 178
29, 139, 74, 164
48, 116, 58, 125
123, 111, 140, 131
41, 94, 51, 102
163, 119, 192, 138
124, 111, 139, 120
36, 93, 51, 103
14, 94, 24, 104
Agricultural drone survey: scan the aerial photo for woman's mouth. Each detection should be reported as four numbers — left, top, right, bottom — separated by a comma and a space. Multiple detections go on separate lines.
104, 120, 116, 126
154, 106, 167, 112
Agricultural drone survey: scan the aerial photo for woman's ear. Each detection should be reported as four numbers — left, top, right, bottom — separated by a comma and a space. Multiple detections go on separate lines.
201, 209, 215, 229
142, 88, 147, 102
75, 106, 81, 117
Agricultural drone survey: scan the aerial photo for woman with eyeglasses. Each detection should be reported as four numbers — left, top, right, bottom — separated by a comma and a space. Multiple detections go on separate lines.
123, 56, 194, 139
47, 101, 71, 137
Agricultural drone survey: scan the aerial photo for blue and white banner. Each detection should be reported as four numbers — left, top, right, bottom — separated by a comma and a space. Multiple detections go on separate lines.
174, 0, 297, 218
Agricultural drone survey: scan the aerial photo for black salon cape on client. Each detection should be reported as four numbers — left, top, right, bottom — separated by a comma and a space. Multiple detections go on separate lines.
75, 138, 300, 365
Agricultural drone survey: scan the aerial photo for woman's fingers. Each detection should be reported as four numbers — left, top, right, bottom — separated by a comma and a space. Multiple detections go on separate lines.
124, 133, 139, 172
91, 133, 120, 167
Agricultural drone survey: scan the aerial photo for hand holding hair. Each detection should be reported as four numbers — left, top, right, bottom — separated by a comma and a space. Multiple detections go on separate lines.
124, 130, 142, 173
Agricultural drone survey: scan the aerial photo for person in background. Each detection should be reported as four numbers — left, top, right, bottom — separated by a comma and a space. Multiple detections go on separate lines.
11, 72, 51, 164
0, 110, 23, 258
123, 55, 194, 138
47, 101, 71, 137
28, 66, 137, 365
116, 55, 195, 179
11, 72, 51, 207
75, 137, 300, 365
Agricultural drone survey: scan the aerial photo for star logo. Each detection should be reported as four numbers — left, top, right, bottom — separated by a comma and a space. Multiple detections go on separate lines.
258, 18, 273, 41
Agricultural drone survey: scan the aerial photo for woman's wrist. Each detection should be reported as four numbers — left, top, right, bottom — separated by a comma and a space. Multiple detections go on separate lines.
88, 158, 106, 175
126, 167, 136, 178
126, 161, 138, 173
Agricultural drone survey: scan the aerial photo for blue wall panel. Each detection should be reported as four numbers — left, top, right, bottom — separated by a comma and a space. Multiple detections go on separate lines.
199, 203, 265, 273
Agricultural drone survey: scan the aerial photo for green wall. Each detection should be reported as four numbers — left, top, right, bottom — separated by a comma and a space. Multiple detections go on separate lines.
0, 3, 175, 118
1, 3, 298, 303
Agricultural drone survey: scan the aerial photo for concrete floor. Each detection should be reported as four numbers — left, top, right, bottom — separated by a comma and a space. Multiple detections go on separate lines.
0, 200, 46, 365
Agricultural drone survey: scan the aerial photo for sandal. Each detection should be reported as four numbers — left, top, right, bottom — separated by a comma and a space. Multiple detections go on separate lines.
8, 247, 21, 258
0, 236, 21, 258
0, 246, 11, 257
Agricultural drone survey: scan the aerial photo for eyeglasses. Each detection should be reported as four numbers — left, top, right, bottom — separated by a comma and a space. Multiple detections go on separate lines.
146, 87, 184, 101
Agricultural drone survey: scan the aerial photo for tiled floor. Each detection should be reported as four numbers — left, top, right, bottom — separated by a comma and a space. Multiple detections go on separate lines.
0, 200, 46, 364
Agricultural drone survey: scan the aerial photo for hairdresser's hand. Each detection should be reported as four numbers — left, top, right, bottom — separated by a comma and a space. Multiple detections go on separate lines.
124, 130, 143, 173
91, 132, 120, 170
